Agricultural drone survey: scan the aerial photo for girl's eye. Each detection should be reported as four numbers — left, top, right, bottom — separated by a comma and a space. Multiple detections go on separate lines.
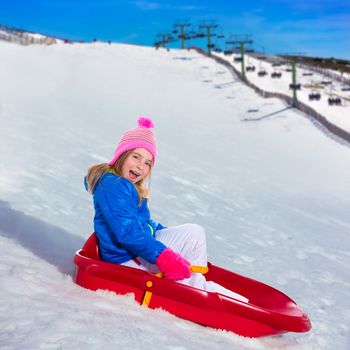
146, 162, 151, 167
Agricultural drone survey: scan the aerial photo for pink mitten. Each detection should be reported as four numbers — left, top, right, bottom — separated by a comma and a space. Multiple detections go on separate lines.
156, 248, 191, 281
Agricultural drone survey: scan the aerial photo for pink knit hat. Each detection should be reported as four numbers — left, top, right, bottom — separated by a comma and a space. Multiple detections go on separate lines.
108, 117, 157, 166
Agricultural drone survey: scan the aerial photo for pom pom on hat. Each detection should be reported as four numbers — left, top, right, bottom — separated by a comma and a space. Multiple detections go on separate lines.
108, 117, 157, 166
138, 117, 154, 129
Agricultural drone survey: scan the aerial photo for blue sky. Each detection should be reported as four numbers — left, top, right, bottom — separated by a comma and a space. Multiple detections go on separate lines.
0, 0, 349, 59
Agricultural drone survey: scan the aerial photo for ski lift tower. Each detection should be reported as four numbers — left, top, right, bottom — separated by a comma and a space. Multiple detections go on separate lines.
226, 35, 253, 79
199, 22, 218, 55
279, 52, 306, 102
174, 21, 191, 49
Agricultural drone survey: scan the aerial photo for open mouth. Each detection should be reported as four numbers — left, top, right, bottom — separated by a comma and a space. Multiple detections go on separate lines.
129, 170, 140, 181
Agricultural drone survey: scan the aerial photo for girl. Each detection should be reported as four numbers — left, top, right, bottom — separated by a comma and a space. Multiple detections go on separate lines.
85, 117, 247, 301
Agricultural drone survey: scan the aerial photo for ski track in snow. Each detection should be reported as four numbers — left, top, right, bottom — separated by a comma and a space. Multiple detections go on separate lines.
0, 41, 349, 349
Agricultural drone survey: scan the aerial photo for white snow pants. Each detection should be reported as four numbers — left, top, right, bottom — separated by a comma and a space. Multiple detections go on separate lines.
122, 224, 248, 302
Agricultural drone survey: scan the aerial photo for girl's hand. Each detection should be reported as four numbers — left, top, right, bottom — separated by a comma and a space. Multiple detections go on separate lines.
155, 248, 191, 281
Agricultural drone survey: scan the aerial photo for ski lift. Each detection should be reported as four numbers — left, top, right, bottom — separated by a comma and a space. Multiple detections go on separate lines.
328, 96, 341, 106
213, 48, 222, 53
224, 50, 233, 55
245, 55, 255, 72
289, 83, 301, 90
207, 44, 215, 49
246, 65, 256, 72
154, 41, 162, 48
271, 72, 282, 78
215, 29, 225, 39
234, 56, 242, 62
308, 92, 321, 101
257, 59, 267, 76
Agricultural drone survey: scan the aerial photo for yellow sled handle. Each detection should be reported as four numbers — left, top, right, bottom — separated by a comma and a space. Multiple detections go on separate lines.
155, 265, 208, 278
155, 265, 208, 277
190, 265, 209, 274
142, 265, 208, 306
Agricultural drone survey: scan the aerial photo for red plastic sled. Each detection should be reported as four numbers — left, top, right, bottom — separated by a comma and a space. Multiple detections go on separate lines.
74, 233, 311, 338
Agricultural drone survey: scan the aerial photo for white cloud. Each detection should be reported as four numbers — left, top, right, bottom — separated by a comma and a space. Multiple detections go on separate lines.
131, 1, 203, 11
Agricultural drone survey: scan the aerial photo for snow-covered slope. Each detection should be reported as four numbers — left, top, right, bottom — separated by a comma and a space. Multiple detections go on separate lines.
0, 41, 349, 349
0, 25, 58, 45
216, 52, 350, 133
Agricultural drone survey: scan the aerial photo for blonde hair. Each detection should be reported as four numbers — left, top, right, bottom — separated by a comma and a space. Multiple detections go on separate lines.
85, 150, 150, 204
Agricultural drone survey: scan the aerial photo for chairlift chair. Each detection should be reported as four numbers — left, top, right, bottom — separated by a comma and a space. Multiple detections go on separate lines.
271, 71, 282, 78
289, 83, 301, 90
308, 91, 321, 101
246, 65, 256, 72
328, 96, 341, 105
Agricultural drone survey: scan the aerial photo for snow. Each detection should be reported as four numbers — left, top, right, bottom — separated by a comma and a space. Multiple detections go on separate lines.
0, 28, 59, 45
215, 52, 350, 133
0, 40, 349, 349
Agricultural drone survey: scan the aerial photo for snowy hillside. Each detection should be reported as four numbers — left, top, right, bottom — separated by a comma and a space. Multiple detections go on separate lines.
219, 52, 350, 133
0, 40, 349, 349
0, 25, 58, 45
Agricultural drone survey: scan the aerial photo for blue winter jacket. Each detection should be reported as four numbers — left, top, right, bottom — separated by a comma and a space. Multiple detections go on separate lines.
87, 173, 167, 264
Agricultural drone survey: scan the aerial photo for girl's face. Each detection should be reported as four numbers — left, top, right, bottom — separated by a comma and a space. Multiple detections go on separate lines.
121, 148, 152, 184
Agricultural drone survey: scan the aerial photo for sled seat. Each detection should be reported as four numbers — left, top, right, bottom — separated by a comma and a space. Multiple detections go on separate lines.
81, 233, 100, 260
